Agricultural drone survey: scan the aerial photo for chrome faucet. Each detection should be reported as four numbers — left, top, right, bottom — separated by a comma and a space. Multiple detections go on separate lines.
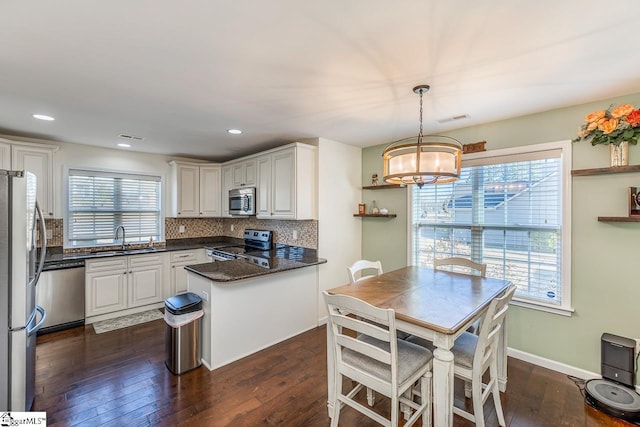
114, 225, 126, 250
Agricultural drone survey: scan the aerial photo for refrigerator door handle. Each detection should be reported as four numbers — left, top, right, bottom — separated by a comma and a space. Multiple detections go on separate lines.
31, 200, 47, 288
26, 305, 46, 337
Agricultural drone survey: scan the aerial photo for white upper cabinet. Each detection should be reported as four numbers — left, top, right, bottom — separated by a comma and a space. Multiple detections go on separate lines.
169, 161, 221, 217
256, 143, 317, 220
199, 165, 222, 217
221, 165, 233, 217
256, 155, 272, 217
10, 142, 57, 217
231, 158, 256, 188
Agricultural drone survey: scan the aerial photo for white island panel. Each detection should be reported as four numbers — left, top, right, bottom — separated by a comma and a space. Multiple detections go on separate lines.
187, 266, 318, 370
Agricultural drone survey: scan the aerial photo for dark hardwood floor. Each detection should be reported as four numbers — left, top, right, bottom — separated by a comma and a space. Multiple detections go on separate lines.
34, 319, 631, 426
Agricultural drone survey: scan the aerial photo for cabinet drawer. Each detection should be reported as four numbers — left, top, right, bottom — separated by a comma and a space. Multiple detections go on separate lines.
86, 257, 127, 273
170, 250, 199, 263
128, 253, 164, 267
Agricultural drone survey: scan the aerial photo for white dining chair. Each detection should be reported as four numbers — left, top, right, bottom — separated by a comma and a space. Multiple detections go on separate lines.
347, 258, 409, 407
407, 285, 516, 427
323, 291, 433, 427
348, 259, 383, 283
434, 257, 487, 277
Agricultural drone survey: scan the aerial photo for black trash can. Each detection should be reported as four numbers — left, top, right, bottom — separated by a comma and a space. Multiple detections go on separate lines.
164, 292, 203, 375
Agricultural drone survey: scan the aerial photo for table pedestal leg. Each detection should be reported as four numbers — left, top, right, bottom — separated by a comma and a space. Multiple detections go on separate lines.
433, 347, 455, 427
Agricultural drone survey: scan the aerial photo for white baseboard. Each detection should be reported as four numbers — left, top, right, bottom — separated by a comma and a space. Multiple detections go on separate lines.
508, 347, 640, 393
317, 316, 327, 326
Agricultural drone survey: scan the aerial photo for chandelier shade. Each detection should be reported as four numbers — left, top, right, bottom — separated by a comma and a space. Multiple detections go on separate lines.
382, 85, 463, 187
382, 135, 462, 186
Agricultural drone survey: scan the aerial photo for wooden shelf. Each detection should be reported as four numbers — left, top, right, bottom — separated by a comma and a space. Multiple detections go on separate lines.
598, 216, 640, 222
572, 165, 640, 176
353, 214, 397, 218
362, 184, 405, 190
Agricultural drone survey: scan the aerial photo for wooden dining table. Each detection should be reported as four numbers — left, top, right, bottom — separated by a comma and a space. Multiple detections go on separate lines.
326, 266, 512, 427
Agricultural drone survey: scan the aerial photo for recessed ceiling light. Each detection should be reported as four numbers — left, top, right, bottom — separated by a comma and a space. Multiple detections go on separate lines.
227, 129, 242, 135
117, 143, 131, 148
33, 114, 55, 121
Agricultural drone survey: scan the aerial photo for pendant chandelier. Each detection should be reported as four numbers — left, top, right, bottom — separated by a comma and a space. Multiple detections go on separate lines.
382, 85, 462, 188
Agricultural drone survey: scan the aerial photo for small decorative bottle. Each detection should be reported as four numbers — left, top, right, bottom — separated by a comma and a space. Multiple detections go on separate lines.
371, 200, 379, 214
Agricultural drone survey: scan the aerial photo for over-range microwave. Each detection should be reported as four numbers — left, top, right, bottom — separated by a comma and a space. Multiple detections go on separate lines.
229, 187, 256, 216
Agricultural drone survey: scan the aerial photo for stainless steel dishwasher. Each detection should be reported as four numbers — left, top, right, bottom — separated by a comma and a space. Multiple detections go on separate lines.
36, 259, 85, 334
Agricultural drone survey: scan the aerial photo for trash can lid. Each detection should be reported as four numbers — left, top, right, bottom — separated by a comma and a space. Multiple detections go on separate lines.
165, 292, 202, 315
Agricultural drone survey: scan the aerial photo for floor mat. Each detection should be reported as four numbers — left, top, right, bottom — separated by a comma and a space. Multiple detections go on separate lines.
92, 309, 164, 334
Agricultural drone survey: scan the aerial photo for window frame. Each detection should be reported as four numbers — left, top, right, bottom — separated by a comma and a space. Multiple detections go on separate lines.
407, 140, 573, 316
63, 166, 165, 248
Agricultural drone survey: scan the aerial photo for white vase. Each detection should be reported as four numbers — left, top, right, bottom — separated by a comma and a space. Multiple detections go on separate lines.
609, 141, 629, 167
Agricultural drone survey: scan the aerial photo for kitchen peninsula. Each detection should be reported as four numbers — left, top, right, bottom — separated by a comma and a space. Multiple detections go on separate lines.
185, 245, 325, 370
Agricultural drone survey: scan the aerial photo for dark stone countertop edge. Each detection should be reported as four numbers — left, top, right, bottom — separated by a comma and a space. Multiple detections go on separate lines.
43, 236, 246, 267
185, 257, 327, 283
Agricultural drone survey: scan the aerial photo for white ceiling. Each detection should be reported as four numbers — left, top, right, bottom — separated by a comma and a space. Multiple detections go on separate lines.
2, 1, 640, 161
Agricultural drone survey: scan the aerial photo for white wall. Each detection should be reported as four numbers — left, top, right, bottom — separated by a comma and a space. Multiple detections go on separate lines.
315, 137, 362, 319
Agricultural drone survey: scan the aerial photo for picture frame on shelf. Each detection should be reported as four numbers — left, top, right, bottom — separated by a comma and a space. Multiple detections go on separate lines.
628, 187, 640, 216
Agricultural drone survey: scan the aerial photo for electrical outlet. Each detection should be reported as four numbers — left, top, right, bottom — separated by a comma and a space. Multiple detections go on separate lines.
231, 224, 234, 232
292, 230, 298, 240
46, 229, 52, 239
202, 290, 209, 301
179, 225, 185, 233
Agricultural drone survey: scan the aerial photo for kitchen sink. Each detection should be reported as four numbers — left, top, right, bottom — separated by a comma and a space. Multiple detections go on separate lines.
90, 250, 126, 256
89, 247, 160, 256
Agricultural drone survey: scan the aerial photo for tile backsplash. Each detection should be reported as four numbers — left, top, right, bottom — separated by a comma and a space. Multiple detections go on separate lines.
47, 217, 318, 249
166, 217, 318, 249
43, 218, 64, 247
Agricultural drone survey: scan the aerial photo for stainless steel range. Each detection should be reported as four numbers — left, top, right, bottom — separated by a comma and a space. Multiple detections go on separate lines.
205, 229, 273, 261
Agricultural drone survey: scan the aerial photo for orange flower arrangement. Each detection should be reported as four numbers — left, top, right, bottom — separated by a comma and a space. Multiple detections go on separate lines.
573, 103, 640, 146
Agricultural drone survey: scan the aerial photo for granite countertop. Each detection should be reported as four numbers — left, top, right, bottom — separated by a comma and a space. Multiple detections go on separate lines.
185, 245, 326, 282
43, 236, 245, 267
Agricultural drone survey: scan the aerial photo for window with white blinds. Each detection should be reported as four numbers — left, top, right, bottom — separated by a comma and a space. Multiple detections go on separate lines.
410, 141, 572, 312
67, 168, 162, 247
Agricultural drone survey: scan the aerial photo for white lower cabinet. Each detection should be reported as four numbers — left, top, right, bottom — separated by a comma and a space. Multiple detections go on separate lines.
86, 258, 128, 316
86, 253, 166, 318
170, 249, 206, 295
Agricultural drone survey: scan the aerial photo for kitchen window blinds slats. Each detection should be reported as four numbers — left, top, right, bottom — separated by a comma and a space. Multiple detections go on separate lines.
67, 169, 161, 247
410, 142, 570, 309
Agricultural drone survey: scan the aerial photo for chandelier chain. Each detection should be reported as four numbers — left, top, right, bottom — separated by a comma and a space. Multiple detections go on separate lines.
418, 88, 424, 143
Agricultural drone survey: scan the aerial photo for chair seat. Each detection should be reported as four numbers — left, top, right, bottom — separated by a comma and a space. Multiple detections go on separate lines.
406, 331, 477, 369
343, 334, 433, 384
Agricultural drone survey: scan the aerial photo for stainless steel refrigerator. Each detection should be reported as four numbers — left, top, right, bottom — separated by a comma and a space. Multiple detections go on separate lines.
0, 170, 47, 411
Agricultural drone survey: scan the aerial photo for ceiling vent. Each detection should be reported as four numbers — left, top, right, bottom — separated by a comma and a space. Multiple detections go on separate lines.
118, 134, 144, 141
437, 114, 470, 124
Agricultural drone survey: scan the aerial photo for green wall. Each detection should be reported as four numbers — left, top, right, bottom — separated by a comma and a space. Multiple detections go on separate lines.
362, 92, 640, 377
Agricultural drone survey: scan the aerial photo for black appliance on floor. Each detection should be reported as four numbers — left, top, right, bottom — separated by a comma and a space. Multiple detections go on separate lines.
585, 333, 640, 425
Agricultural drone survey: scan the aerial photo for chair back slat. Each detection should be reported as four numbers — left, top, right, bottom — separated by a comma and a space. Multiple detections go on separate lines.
348, 259, 383, 283
434, 257, 487, 277
335, 335, 392, 365
330, 312, 390, 342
